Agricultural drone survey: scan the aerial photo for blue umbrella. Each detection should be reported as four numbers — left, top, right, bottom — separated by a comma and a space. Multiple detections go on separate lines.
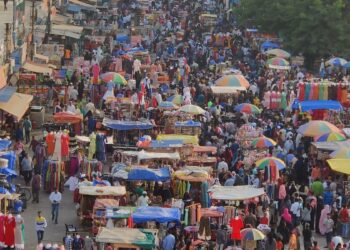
326, 57, 347, 67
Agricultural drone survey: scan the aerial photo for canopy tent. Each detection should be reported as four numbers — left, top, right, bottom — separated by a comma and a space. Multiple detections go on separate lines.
78, 186, 126, 196
292, 99, 343, 112
208, 185, 265, 200
139, 140, 183, 148
311, 139, 350, 151
103, 118, 154, 130
0, 93, 33, 120
327, 159, 350, 175
22, 62, 53, 74
127, 167, 171, 182
173, 168, 210, 182
175, 120, 201, 127
132, 207, 181, 223
0, 86, 17, 103
156, 134, 199, 145
123, 150, 180, 161
53, 112, 83, 124
96, 228, 155, 249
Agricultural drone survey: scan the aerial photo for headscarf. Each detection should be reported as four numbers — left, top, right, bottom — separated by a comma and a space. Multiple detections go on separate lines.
281, 208, 292, 224
319, 204, 331, 235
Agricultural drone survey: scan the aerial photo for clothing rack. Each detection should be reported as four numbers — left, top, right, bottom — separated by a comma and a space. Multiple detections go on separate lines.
42, 160, 65, 193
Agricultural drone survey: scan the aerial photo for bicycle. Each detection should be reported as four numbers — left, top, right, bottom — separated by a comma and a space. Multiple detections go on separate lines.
16, 184, 32, 202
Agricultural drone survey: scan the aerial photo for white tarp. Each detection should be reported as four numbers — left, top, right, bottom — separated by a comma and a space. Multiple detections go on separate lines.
123, 150, 180, 161
211, 86, 245, 94
79, 186, 126, 196
208, 185, 265, 200
311, 139, 350, 151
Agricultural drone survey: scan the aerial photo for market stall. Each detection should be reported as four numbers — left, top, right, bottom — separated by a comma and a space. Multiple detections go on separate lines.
131, 206, 181, 224
53, 112, 83, 135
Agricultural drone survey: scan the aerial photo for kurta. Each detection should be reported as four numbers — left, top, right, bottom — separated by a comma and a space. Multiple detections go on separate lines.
230, 217, 243, 240
0, 215, 5, 246
61, 133, 70, 158
5, 216, 16, 247
15, 216, 24, 249
88, 133, 96, 160
46, 133, 55, 155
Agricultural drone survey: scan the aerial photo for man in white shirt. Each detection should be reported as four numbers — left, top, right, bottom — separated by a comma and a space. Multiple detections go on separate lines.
49, 189, 62, 224
217, 159, 228, 172
290, 198, 302, 226
137, 191, 150, 207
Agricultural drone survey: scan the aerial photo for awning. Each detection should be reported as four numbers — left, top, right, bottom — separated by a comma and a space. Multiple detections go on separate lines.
132, 207, 181, 223
79, 186, 126, 196
127, 167, 171, 182
137, 150, 180, 161
292, 99, 343, 112
156, 134, 199, 145
327, 159, 350, 175
103, 118, 154, 130
22, 62, 53, 74
0, 86, 17, 103
0, 93, 33, 120
311, 139, 350, 151
208, 185, 265, 200
67, 4, 81, 12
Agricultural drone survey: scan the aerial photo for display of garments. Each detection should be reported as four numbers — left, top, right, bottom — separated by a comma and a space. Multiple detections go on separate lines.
5, 215, 16, 247
281, 92, 287, 110
341, 85, 348, 104
15, 215, 24, 249
35, 144, 47, 169
81, 159, 102, 180
230, 217, 243, 240
69, 156, 79, 177
42, 160, 65, 193
298, 83, 305, 101
46, 133, 55, 155
88, 133, 96, 160
96, 133, 106, 162
0, 215, 5, 247
304, 83, 311, 101
69, 132, 78, 153
319, 83, 325, 100
61, 133, 70, 158
324, 83, 328, 100
312, 83, 319, 100
263, 91, 271, 109
53, 132, 62, 161
92, 64, 100, 84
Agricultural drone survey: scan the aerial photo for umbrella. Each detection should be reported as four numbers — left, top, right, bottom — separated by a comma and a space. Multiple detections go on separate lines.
265, 49, 291, 59
255, 157, 286, 170
214, 75, 250, 89
330, 148, 350, 158
327, 159, 350, 175
326, 57, 347, 67
166, 94, 184, 105
314, 132, 346, 142
343, 62, 350, 69
297, 120, 341, 137
179, 104, 205, 115
100, 72, 127, 85
266, 57, 290, 70
234, 103, 261, 115
158, 101, 179, 110
240, 228, 265, 241
257, 224, 271, 234
251, 136, 277, 149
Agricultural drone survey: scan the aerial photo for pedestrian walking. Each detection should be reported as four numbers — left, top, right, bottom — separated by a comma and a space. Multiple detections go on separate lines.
323, 213, 334, 248
23, 117, 32, 144
31, 171, 41, 203
49, 188, 62, 224
21, 153, 33, 186
35, 211, 47, 243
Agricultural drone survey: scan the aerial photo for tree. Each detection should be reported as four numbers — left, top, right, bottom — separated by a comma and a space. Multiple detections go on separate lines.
235, 0, 350, 68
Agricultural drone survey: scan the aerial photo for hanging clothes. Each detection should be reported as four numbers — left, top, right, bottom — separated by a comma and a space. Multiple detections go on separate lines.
69, 156, 79, 177
304, 83, 311, 101
312, 83, 319, 100
263, 91, 271, 109
35, 144, 47, 170
318, 83, 325, 100
298, 83, 305, 101
5, 215, 16, 247
281, 92, 287, 110
88, 133, 96, 160
270, 91, 277, 109
15, 215, 24, 249
96, 133, 106, 162
52, 132, 62, 161
230, 216, 243, 240
46, 133, 55, 155
61, 133, 70, 159
341, 84, 348, 104
0, 214, 5, 247
81, 159, 102, 180
42, 160, 65, 193
69, 131, 78, 153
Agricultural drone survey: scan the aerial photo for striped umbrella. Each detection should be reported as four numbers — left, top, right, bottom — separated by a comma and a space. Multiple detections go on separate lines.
214, 74, 250, 89
330, 148, 350, 159
166, 94, 184, 105
326, 57, 347, 67
179, 104, 205, 115
255, 157, 286, 170
251, 136, 277, 149
234, 103, 261, 114
297, 120, 341, 137
314, 132, 346, 142
266, 57, 290, 70
100, 72, 127, 85
158, 101, 179, 110
240, 228, 265, 241
265, 49, 291, 59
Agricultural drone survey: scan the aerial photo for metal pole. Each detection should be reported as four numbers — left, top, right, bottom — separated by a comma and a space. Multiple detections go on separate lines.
47, 0, 51, 35
30, 0, 35, 60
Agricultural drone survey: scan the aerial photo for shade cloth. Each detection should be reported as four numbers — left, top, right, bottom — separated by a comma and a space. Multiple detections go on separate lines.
311, 139, 350, 151
127, 167, 171, 182
79, 186, 126, 196
208, 185, 265, 200
292, 99, 343, 111
0, 87, 17, 103
140, 140, 183, 148
327, 159, 350, 175
53, 112, 83, 124
0, 93, 33, 120
132, 206, 181, 223
103, 118, 154, 130
22, 62, 53, 74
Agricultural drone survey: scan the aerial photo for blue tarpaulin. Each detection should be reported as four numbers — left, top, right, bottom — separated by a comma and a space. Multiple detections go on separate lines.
0, 87, 17, 103
175, 120, 201, 127
132, 207, 181, 223
292, 99, 343, 112
103, 118, 154, 130
67, 4, 81, 12
0, 140, 11, 151
0, 151, 16, 170
147, 140, 183, 148
261, 41, 279, 51
116, 34, 129, 43
128, 167, 171, 182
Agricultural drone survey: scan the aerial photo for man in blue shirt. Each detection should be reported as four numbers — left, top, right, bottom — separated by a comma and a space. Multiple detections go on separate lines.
162, 231, 175, 250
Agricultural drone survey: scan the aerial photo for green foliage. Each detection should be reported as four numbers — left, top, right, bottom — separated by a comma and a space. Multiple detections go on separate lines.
235, 0, 350, 65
